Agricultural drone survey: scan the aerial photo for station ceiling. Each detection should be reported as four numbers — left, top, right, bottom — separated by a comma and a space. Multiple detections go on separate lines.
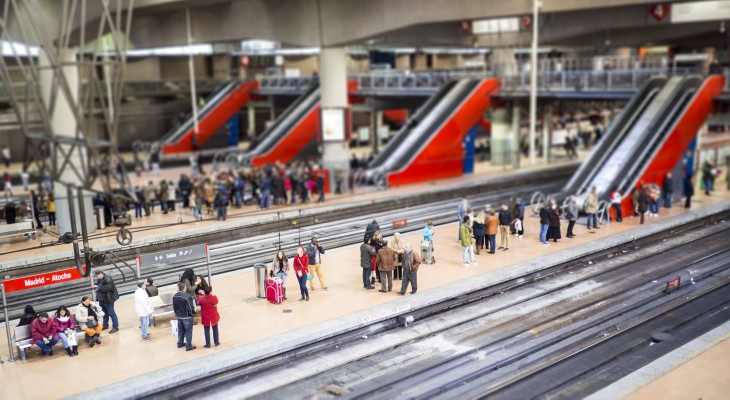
2, 0, 726, 50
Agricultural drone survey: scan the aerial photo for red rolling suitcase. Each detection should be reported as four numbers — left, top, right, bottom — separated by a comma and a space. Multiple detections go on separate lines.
266, 277, 284, 304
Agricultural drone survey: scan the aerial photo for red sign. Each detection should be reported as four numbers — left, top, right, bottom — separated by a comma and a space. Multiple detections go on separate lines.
649, 4, 669, 22
392, 218, 407, 229
521, 15, 533, 29
665, 276, 681, 294
239, 55, 250, 68
458, 21, 472, 33
2, 267, 86, 294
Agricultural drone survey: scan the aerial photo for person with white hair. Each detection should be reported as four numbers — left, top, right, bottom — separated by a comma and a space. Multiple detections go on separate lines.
398, 243, 421, 295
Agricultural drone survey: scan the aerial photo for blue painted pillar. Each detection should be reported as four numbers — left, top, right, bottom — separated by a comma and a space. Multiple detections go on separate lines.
227, 115, 240, 147
463, 127, 477, 174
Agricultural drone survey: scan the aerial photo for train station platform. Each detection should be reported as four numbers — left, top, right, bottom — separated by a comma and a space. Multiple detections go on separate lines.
0, 180, 728, 399
0, 149, 585, 267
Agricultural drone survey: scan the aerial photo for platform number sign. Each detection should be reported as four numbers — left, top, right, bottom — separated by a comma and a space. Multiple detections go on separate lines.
665, 276, 681, 294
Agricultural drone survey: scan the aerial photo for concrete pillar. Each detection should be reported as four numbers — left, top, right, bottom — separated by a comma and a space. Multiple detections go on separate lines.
490, 107, 511, 166
39, 50, 95, 234
543, 105, 553, 163
319, 47, 350, 192
491, 48, 516, 77
247, 104, 256, 139
511, 104, 521, 169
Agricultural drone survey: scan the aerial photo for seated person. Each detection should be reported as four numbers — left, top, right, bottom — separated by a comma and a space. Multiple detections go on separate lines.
146, 277, 159, 297
17, 305, 37, 326
30, 312, 59, 356
54, 305, 77, 357
75, 296, 103, 347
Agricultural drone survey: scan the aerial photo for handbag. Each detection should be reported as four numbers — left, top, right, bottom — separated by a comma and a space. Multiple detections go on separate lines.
93, 305, 105, 317
67, 330, 78, 346
86, 319, 98, 329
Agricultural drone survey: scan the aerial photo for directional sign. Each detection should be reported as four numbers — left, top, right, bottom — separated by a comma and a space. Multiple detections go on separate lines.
138, 244, 208, 267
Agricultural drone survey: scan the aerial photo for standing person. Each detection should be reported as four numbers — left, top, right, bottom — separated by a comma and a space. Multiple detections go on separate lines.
173, 282, 196, 351
457, 196, 468, 242
539, 203, 551, 245
260, 174, 272, 209
459, 216, 477, 266
1, 145, 10, 167
365, 218, 379, 242
3, 172, 12, 196
75, 296, 102, 347
486, 209, 498, 254
293, 246, 310, 301
95, 270, 120, 334
497, 204, 511, 251
158, 180, 169, 214
134, 279, 153, 341
20, 168, 29, 191
565, 195, 578, 238
370, 231, 386, 284
389, 232, 406, 280
54, 306, 77, 356
638, 185, 650, 224
662, 172, 674, 208
513, 197, 525, 239
306, 237, 328, 291
143, 180, 155, 216
398, 243, 421, 295
547, 199, 562, 243
196, 286, 220, 348
422, 220, 435, 255
272, 250, 289, 300
31, 312, 59, 356
360, 238, 377, 290
609, 187, 623, 222
150, 148, 161, 177
180, 268, 201, 299
376, 242, 396, 293
684, 175, 694, 209
586, 187, 599, 230
316, 173, 325, 203
472, 212, 486, 255
47, 193, 56, 226
133, 186, 144, 219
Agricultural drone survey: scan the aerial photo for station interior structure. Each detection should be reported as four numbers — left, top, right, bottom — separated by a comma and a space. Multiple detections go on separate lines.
0, 1, 730, 399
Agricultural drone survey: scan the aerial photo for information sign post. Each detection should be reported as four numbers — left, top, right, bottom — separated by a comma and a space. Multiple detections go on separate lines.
137, 243, 211, 286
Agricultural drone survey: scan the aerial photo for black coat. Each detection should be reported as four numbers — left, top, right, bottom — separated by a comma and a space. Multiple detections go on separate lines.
96, 274, 120, 304
539, 207, 550, 225
364, 222, 379, 240
498, 210, 512, 226
548, 208, 561, 227
472, 221, 486, 237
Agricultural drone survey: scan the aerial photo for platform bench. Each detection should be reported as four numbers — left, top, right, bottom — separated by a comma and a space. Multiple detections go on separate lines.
149, 293, 175, 327
0, 221, 35, 241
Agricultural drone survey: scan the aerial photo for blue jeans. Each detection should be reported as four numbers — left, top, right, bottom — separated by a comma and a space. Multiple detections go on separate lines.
318, 189, 324, 202
217, 206, 226, 219
177, 318, 194, 350
297, 273, 309, 299
586, 214, 598, 228
134, 204, 143, 218
204, 325, 219, 347
663, 191, 673, 207
488, 234, 496, 252
140, 316, 149, 338
36, 338, 59, 354
275, 272, 287, 288
99, 300, 119, 330
540, 223, 549, 244
362, 268, 372, 288
57, 331, 71, 348
650, 200, 659, 214
260, 189, 271, 209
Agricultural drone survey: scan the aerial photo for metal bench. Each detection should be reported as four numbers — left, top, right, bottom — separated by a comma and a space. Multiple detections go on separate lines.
13, 325, 34, 360
0, 220, 35, 241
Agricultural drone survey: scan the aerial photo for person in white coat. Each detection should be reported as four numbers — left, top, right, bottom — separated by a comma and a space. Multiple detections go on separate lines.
134, 279, 153, 340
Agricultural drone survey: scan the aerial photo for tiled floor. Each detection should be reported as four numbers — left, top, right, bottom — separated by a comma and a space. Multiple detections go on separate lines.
0, 180, 727, 399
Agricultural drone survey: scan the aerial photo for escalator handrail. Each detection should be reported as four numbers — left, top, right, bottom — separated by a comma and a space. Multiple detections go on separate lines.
368, 80, 458, 169
564, 76, 666, 196
382, 79, 483, 176
248, 88, 321, 158
160, 79, 242, 144
585, 75, 689, 197
617, 79, 701, 194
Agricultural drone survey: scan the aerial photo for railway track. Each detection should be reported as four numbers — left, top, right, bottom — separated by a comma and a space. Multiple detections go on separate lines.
0, 182, 558, 321
135, 212, 730, 400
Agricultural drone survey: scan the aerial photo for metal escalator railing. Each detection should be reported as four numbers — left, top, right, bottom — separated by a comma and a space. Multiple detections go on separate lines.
374, 79, 481, 178
158, 79, 241, 145
617, 79, 701, 195
563, 76, 667, 198
368, 80, 457, 170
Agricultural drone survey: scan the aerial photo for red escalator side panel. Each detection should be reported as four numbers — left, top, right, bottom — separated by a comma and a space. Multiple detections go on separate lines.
618, 75, 725, 216
163, 81, 258, 154
383, 109, 409, 126
251, 105, 321, 167
387, 79, 500, 187
348, 79, 364, 105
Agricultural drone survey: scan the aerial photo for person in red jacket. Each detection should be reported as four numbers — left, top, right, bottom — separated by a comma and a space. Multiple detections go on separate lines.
293, 246, 310, 302
196, 286, 220, 348
31, 312, 60, 356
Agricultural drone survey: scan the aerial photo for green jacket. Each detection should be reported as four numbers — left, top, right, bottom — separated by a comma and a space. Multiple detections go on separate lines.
460, 225, 473, 247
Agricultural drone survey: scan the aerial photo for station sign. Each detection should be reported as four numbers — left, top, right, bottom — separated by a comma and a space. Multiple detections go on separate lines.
2, 266, 87, 294
665, 276, 681, 294
392, 218, 407, 229
137, 244, 208, 267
